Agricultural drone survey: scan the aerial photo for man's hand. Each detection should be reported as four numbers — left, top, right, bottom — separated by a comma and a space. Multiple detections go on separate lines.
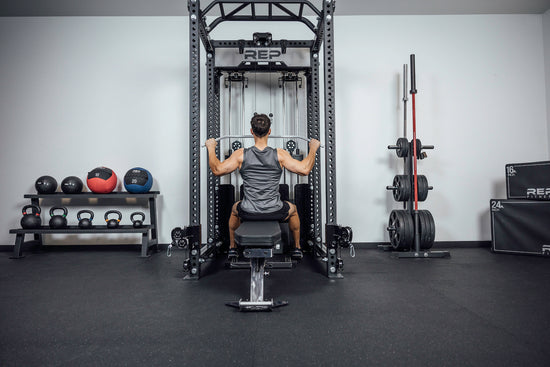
205, 138, 217, 150
309, 138, 321, 151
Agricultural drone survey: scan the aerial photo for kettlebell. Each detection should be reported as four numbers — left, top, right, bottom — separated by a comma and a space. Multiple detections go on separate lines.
130, 212, 145, 228
105, 210, 122, 229
77, 210, 94, 229
49, 206, 68, 229
21, 205, 42, 229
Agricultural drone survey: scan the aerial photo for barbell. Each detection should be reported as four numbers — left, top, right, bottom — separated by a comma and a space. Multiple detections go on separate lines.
202, 135, 324, 148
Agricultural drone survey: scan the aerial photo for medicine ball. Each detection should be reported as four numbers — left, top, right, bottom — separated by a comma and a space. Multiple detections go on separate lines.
124, 167, 153, 193
35, 176, 58, 194
87, 167, 117, 194
61, 176, 84, 194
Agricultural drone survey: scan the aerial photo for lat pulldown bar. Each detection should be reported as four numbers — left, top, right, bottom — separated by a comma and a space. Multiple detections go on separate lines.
202, 135, 324, 147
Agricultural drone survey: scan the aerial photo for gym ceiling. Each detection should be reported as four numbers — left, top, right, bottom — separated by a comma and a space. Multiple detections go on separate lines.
0, 0, 549, 17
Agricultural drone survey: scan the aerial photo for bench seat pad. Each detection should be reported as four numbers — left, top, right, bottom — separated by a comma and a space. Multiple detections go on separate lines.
235, 221, 282, 248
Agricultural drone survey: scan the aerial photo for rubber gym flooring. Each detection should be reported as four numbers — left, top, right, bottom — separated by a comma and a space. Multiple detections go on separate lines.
1, 245, 549, 367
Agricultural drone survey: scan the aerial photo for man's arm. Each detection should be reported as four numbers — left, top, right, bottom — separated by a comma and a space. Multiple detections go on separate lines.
205, 138, 243, 176
278, 139, 321, 176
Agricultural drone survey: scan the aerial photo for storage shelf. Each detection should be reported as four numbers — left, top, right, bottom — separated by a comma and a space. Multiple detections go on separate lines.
10, 192, 160, 259
24, 191, 159, 199
10, 225, 155, 234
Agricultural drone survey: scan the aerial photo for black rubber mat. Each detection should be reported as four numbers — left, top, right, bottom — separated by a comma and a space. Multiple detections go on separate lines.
1, 247, 549, 366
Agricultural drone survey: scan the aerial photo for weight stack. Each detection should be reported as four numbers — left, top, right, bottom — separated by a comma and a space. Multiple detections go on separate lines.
490, 199, 550, 256
295, 183, 311, 250
218, 184, 235, 249
506, 161, 550, 200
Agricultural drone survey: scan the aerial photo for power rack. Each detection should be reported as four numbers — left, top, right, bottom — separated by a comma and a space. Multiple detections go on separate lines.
173, 0, 352, 279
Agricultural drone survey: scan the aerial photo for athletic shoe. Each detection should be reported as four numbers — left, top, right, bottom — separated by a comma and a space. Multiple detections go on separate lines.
291, 248, 303, 260
228, 248, 238, 260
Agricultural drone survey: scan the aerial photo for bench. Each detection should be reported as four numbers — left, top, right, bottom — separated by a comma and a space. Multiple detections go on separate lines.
225, 221, 288, 311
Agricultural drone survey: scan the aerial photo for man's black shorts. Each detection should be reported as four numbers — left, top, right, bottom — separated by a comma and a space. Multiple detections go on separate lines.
237, 201, 290, 222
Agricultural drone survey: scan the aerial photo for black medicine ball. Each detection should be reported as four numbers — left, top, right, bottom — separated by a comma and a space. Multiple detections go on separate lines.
35, 175, 58, 194
61, 176, 84, 194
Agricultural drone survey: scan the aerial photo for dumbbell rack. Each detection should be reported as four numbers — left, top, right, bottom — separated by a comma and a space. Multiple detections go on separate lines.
9, 192, 160, 259
382, 58, 449, 258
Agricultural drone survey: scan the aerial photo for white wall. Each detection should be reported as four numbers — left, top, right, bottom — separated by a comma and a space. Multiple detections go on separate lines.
0, 14, 547, 246
0, 17, 188, 245
337, 15, 547, 242
544, 9, 550, 152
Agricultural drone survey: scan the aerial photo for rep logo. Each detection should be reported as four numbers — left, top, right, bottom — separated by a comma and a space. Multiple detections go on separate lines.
243, 49, 282, 61
526, 188, 550, 198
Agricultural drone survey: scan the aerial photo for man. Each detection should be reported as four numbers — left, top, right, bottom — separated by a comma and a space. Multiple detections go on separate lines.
205, 113, 321, 260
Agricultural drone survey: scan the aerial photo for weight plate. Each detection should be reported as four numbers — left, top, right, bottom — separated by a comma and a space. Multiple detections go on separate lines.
388, 210, 414, 250
392, 175, 411, 202
418, 210, 430, 250
396, 138, 409, 158
421, 210, 431, 250
414, 139, 423, 159
417, 175, 429, 202
402, 211, 414, 250
418, 210, 435, 249
425, 210, 435, 249
388, 211, 399, 249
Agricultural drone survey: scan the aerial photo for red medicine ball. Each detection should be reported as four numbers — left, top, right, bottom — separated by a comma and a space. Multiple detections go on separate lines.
87, 167, 118, 194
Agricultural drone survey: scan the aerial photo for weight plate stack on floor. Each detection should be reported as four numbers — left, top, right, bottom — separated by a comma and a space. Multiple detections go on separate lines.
388, 210, 414, 250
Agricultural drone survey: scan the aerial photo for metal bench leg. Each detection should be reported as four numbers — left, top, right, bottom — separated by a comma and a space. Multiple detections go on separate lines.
250, 257, 265, 302
10, 233, 25, 259
226, 256, 288, 311
140, 231, 150, 258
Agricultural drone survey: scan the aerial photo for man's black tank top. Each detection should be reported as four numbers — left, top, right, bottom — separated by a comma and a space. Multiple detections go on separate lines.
240, 146, 283, 213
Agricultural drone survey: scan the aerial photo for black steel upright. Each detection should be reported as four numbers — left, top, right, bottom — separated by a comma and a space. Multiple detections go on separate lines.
187, 0, 202, 279
206, 51, 221, 248
321, 0, 340, 278
307, 52, 322, 251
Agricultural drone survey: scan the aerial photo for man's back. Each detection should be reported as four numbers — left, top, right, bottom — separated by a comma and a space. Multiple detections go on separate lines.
240, 146, 283, 214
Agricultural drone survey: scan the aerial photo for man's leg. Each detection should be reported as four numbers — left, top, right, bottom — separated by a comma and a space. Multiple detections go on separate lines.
228, 201, 241, 259
285, 202, 303, 259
